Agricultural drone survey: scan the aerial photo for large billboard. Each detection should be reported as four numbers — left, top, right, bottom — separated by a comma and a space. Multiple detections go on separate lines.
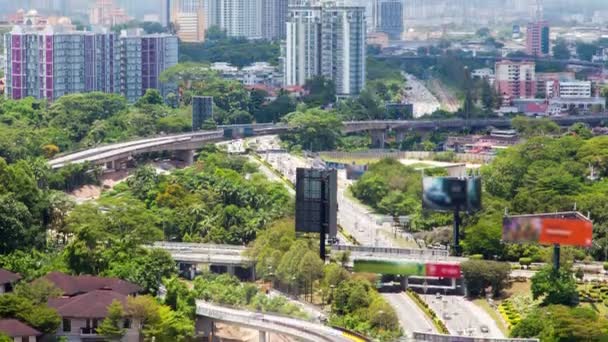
502, 217, 592, 248
353, 259, 461, 279
422, 177, 481, 212
295, 168, 338, 237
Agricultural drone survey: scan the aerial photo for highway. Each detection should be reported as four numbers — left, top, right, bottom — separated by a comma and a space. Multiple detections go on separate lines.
382, 293, 437, 336
196, 300, 353, 342
421, 294, 504, 339
48, 115, 608, 169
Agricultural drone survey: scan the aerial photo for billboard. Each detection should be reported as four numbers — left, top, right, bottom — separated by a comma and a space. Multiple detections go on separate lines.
353, 259, 461, 279
295, 168, 338, 237
422, 177, 481, 212
502, 217, 592, 248
192, 96, 213, 130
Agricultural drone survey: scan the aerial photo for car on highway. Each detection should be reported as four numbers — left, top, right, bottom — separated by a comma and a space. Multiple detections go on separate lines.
480, 325, 489, 333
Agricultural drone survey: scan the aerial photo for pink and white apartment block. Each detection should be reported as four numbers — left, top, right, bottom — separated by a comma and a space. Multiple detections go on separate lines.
495, 60, 537, 105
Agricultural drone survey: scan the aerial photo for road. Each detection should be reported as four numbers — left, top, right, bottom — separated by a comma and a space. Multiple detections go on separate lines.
427, 79, 460, 113
421, 295, 504, 339
404, 74, 441, 118
382, 293, 437, 337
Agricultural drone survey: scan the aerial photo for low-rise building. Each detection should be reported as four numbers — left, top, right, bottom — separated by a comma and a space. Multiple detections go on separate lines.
0, 319, 41, 342
495, 60, 536, 105
445, 130, 520, 155
546, 80, 592, 99
49, 290, 140, 342
0, 269, 21, 294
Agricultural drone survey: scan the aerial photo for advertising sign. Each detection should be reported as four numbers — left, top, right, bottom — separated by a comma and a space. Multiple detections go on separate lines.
502, 217, 592, 248
422, 177, 467, 211
295, 168, 338, 237
425, 263, 462, 278
353, 259, 462, 279
466, 177, 482, 212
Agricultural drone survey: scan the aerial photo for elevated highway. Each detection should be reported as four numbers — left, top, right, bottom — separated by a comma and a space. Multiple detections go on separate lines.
196, 300, 356, 342
49, 115, 608, 169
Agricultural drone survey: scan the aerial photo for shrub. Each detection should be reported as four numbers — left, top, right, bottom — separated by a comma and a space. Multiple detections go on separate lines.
469, 254, 483, 260
519, 257, 532, 269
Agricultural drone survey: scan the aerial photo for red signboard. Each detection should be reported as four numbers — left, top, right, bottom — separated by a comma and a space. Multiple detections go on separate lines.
425, 263, 462, 278
503, 217, 593, 248
539, 218, 593, 248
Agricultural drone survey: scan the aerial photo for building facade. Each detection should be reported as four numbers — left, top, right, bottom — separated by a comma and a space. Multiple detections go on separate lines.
261, 0, 288, 40
374, 0, 403, 40
495, 60, 536, 104
546, 80, 592, 99
4, 26, 177, 103
171, 0, 206, 42
526, 20, 550, 57
284, 1, 366, 96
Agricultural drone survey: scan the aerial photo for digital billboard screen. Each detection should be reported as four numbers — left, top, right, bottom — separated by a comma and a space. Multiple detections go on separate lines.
502, 217, 592, 248
466, 177, 482, 212
295, 168, 337, 237
422, 177, 467, 211
353, 259, 461, 279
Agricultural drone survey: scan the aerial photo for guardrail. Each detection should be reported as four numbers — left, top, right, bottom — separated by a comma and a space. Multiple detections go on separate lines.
412, 332, 539, 342
196, 300, 352, 342
332, 245, 449, 259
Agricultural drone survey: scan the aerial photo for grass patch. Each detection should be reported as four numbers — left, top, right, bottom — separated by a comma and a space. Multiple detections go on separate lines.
319, 154, 380, 165
473, 299, 509, 336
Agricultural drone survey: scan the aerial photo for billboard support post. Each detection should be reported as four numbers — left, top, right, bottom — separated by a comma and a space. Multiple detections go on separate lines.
320, 180, 326, 261
553, 244, 560, 272
453, 207, 461, 256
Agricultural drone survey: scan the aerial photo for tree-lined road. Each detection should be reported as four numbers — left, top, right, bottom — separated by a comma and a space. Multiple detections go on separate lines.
382, 293, 437, 337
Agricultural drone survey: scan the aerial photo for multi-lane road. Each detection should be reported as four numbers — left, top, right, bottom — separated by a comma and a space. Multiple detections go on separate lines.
382, 293, 437, 336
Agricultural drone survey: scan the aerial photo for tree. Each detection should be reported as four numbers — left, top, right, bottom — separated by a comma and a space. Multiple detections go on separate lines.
136, 89, 164, 107
302, 76, 336, 107
552, 39, 571, 60
13, 280, 62, 305
530, 266, 578, 306
97, 300, 126, 341
0, 193, 36, 254
512, 305, 608, 340
0, 294, 61, 334
461, 260, 511, 297
282, 109, 342, 152
462, 215, 504, 259
126, 166, 159, 201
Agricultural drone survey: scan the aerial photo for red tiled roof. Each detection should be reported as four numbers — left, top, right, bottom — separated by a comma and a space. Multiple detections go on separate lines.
0, 269, 21, 284
0, 319, 41, 337
524, 102, 548, 113
41, 272, 140, 296
48, 290, 127, 318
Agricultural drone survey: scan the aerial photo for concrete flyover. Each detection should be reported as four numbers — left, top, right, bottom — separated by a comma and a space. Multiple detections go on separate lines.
195, 300, 355, 342
49, 115, 608, 169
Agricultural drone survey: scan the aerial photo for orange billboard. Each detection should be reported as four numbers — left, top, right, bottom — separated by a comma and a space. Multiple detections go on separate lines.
503, 217, 592, 248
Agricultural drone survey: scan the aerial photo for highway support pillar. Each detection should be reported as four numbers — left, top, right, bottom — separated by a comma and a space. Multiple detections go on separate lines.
395, 130, 406, 144
259, 331, 268, 342
370, 130, 386, 149
175, 150, 195, 165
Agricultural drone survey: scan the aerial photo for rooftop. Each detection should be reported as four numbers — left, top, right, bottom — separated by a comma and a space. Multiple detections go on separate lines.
48, 290, 128, 318
0, 319, 41, 337
41, 272, 140, 297
0, 268, 21, 284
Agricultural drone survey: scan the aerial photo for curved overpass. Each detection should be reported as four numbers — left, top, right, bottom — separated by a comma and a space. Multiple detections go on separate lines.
49, 115, 608, 169
196, 300, 356, 342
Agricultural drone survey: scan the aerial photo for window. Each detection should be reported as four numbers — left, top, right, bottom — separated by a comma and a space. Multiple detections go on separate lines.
62, 319, 71, 332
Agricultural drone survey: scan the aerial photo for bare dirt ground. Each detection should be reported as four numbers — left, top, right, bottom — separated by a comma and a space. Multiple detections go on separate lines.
214, 323, 294, 342
427, 79, 461, 113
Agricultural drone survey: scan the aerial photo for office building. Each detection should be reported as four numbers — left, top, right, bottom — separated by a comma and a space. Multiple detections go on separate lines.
526, 20, 550, 57
373, 0, 403, 40
546, 81, 592, 99
261, 0, 288, 40
495, 60, 536, 104
284, 1, 366, 96
171, 0, 206, 42
4, 26, 177, 103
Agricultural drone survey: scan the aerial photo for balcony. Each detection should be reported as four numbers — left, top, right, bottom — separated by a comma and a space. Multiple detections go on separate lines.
80, 327, 98, 335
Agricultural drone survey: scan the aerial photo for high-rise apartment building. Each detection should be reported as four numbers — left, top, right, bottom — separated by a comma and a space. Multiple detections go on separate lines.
284, 1, 366, 96
219, 0, 262, 39
261, 0, 288, 40
4, 26, 177, 103
526, 20, 550, 57
89, 0, 131, 27
373, 0, 403, 40
495, 60, 537, 104
171, 0, 206, 42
